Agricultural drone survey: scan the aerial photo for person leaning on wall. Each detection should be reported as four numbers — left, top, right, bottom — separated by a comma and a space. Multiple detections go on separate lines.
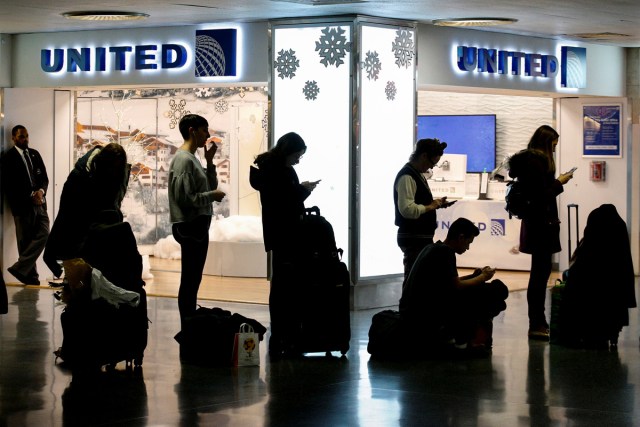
1, 124, 50, 285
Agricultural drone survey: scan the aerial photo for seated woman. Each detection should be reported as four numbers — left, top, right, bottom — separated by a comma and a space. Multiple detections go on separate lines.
557, 204, 636, 348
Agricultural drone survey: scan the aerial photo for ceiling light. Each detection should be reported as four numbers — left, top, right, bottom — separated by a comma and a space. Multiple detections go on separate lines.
432, 18, 518, 27
62, 11, 150, 21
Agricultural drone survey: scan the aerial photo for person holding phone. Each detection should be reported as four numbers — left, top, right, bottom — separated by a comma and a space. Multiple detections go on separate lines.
393, 138, 451, 288
508, 125, 574, 340
249, 132, 319, 357
169, 114, 226, 329
398, 218, 508, 357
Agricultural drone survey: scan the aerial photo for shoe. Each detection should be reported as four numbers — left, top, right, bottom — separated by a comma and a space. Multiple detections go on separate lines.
8, 266, 39, 285
528, 325, 550, 341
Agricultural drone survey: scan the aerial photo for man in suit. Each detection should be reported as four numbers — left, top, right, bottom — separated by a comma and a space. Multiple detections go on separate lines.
1, 125, 50, 284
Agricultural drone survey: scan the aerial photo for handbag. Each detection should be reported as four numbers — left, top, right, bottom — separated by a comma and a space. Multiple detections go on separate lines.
232, 323, 260, 367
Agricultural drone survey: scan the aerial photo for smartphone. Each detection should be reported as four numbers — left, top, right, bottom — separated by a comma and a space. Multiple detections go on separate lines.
566, 166, 578, 174
442, 200, 457, 208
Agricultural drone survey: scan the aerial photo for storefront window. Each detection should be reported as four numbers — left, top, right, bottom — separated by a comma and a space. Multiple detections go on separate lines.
76, 87, 268, 245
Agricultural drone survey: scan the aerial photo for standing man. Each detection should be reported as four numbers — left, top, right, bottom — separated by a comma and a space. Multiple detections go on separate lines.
169, 114, 225, 328
393, 138, 450, 287
1, 125, 50, 284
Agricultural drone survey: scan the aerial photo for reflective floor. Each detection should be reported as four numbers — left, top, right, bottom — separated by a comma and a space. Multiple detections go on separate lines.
1, 284, 639, 427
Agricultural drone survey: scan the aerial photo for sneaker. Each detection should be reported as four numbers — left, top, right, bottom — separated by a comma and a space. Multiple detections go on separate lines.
528, 326, 550, 341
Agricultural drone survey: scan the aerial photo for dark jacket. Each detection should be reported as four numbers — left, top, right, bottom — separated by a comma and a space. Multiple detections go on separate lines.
560, 204, 636, 344
508, 149, 563, 254
249, 161, 310, 252
44, 147, 129, 272
1, 146, 49, 216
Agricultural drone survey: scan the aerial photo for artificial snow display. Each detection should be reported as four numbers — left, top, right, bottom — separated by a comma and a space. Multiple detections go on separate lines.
77, 87, 268, 247
152, 215, 264, 260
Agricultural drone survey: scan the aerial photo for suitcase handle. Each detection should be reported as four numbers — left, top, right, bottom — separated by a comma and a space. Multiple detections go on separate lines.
304, 206, 320, 216
567, 204, 579, 264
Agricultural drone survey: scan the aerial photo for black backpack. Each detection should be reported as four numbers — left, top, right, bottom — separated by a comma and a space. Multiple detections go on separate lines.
297, 206, 342, 262
504, 180, 532, 219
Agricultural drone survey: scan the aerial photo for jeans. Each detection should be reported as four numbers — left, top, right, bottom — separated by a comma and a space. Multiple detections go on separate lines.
173, 215, 211, 327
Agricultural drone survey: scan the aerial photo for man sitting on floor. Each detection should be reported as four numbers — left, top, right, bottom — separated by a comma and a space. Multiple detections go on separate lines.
398, 217, 509, 356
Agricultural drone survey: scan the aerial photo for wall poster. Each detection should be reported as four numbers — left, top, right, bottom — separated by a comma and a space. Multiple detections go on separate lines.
582, 104, 621, 157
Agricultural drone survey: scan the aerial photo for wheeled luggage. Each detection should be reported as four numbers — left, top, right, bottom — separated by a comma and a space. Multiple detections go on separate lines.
56, 215, 148, 371
295, 207, 351, 355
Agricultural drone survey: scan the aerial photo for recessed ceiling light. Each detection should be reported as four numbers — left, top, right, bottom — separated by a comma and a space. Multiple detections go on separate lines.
432, 18, 518, 27
62, 11, 150, 21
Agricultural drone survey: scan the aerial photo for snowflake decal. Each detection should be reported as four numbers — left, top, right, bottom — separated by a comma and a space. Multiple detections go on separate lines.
168, 99, 190, 129
215, 99, 229, 114
262, 109, 268, 131
302, 80, 320, 101
364, 50, 382, 81
392, 29, 415, 69
385, 81, 397, 101
195, 87, 212, 98
315, 26, 351, 68
274, 48, 300, 79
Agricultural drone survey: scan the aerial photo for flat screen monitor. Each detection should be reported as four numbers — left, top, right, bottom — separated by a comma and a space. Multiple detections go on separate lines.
417, 114, 496, 173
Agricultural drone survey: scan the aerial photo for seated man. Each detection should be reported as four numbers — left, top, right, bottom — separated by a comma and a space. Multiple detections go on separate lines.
399, 217, 508, 356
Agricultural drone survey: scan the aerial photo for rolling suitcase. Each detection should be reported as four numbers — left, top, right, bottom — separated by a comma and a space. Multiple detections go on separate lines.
56, 215, 148, 372
294, 207, 351, 355
550, 204, 579, 343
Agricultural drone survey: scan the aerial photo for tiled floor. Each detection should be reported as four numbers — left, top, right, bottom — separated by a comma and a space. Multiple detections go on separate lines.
1, 283, 639, 426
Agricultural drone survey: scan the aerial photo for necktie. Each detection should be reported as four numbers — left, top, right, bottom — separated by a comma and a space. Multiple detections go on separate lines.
23, 149, 35, 188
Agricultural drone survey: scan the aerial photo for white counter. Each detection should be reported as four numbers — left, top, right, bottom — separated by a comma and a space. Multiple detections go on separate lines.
434, 199, 531, 271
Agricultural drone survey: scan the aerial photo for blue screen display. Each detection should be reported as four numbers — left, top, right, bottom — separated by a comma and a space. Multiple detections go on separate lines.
417, 115, 496, 173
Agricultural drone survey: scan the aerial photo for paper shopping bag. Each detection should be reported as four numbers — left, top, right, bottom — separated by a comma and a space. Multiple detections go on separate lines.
232, 323, 260, 367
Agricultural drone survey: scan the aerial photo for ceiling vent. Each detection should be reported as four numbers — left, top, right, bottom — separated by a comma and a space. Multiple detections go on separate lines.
432, 17, 518, 27
270, 0, 366, 5
567, 32, 630, 40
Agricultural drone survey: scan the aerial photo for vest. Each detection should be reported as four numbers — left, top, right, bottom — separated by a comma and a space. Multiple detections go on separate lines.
393, 163, 436, 237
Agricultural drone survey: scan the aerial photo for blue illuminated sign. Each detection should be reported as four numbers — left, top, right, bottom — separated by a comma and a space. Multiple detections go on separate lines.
455, 44, 587, 88
457, 46, 559, 77
41, 44, 187, 73
40, 28, 238, 77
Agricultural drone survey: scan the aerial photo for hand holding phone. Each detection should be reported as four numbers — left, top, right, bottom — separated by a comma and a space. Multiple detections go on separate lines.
442, 200, 457, 208
566, 166, 577, 175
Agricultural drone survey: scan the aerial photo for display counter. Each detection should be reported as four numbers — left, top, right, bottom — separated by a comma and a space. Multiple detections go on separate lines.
203, 241, 267, 277
433, 198, 531, 271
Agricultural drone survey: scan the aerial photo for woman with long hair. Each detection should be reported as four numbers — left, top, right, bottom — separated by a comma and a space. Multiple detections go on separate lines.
250, 132, 319, 357
509, 125, 574, 340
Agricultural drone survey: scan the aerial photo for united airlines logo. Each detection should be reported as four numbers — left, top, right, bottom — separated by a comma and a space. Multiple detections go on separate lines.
561, 46, 587, 88
195, 29, 237, 77
455, 44, 587, 89
490, 219, 506, 236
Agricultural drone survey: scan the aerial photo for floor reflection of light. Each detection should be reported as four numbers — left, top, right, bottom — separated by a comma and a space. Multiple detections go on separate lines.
356, 347, 402, 426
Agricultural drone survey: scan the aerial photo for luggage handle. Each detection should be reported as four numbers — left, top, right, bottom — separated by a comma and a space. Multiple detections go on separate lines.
567, 203, 579, 264
304, 206, 320, 216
